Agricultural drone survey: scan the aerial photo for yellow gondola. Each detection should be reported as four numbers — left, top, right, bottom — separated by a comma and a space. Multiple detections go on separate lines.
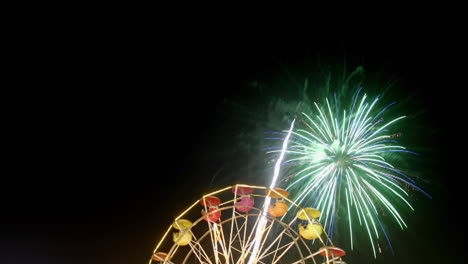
172, 219, 192, 230
173, 230, 192, 246
297, 207, 321, 220
298, 222, 323, 240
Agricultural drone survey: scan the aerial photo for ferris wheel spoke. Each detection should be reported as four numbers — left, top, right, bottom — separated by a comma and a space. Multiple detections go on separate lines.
262, 223, 303, 263
244, 212, 266, 247
208, 221, 231, 264
227, 194, 240, 260
216, 222, 231, 263
234, 216, 254, 261
226, 206, 236, 263
240, 214, 250, 254
236, 219, 274, 263
185, 231, 214, 264
252, 218, 275, 259
260, 239, 294, 261
227, 214, 248, 264
271, 240, 297, 264
256, 226, 292, 261
230, 244, 268, 264
185, 242, 213, 264
258, 220, 287, 255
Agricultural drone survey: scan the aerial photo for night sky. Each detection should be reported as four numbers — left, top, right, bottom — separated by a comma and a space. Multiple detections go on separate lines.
3, 21, 465, 264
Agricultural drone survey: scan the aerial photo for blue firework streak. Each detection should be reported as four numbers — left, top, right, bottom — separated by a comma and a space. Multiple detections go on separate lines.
265, 85, 431, 258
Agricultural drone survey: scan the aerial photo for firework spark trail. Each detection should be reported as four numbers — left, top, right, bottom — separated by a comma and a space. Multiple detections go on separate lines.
246, 119, 295, 264
266, 89, 431, 258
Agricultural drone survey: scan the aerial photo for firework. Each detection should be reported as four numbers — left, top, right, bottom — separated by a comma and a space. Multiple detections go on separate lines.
265, 67, 431, 258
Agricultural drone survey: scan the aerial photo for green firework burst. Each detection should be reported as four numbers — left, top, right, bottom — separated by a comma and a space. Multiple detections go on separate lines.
265, 66, 431, 258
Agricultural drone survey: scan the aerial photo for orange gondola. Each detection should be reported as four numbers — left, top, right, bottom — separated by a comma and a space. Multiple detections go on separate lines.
266, 188, 289, 217
152, 252, 171, 262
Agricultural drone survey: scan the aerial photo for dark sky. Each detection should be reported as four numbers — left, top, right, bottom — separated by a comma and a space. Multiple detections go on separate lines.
3, 21, 465, 264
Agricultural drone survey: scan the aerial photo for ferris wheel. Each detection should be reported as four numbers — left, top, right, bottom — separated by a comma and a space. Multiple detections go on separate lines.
150, 184, 347, 264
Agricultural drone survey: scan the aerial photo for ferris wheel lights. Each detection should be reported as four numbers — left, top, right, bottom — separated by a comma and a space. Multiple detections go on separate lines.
151, 184, 347, 263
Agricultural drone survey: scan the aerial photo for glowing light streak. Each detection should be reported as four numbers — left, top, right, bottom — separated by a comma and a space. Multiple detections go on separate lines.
247, 119, 295, 264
